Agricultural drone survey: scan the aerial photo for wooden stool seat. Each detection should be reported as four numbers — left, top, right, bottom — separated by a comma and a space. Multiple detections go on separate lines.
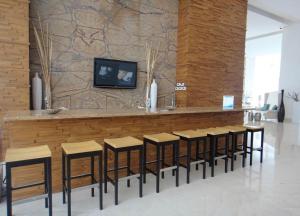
5, 145, 52, 216
224, 125, 246, 133
244, 124, 264, 130
104, 136, 143, 148
61, 140, 103, 215
5, 145, 51, 162
244, 124, 264, 165
204, 127, 229, 135
104, 136, 143, 205
173, 130, 207, 139
143, 132, 180, 193
222, 125, 247, 171
61, 140, 102, 155
173, 129, 208, 183
144, 133, 179, 143
201, 127, 229, 177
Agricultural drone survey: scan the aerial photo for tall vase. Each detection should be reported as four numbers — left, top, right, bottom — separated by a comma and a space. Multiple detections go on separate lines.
278, 89, 285, 122
150, 79, 158, 112
44, 84, 52, 110
32, 72, 42, 110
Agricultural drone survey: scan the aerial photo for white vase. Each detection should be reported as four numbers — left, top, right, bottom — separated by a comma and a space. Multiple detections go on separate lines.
150, 79, 158, 112
32, 72, 42, 110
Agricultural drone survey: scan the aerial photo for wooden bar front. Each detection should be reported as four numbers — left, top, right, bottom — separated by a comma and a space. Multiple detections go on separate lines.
1, 108, 243, 200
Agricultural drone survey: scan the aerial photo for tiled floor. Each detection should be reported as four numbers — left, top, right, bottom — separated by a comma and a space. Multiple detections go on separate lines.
1, 121, 300, 216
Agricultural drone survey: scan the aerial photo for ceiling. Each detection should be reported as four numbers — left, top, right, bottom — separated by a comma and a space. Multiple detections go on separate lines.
248, 0, 300, 22
246, 0, 300, 39
246, 10, 284, 39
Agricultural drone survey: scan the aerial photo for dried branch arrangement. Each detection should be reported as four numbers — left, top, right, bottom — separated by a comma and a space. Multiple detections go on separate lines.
287, 91, 299, 102
145, 41, 160, 101
33, 15, 53, 109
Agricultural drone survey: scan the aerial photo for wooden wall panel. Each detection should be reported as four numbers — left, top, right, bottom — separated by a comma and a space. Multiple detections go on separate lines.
2, 111, 243, 199
0, 0, 29, 122
176, 0, 247, 107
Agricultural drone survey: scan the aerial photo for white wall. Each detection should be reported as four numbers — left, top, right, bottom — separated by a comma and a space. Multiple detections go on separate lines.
244, 34, 282, 106
280, 23, 300, 123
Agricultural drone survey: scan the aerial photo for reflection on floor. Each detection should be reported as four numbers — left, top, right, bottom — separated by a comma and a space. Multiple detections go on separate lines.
1, 121, 300, 216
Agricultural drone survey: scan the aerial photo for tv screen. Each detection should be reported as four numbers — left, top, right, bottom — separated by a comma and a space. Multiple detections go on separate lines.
94, 58, 137, 88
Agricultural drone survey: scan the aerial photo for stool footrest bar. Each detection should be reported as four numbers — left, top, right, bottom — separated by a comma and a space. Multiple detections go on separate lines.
190, 159, 206, 166
234, 150, 244, 155
70, 173, 92, 180
160, 165, 177, 172
107, 165, 128, 172
214, 155, 227, 160
12, 181, 45, 191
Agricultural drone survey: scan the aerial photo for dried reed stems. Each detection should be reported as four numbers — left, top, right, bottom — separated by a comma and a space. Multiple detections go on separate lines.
33, 15, 53, 109
145, 41, 160, 101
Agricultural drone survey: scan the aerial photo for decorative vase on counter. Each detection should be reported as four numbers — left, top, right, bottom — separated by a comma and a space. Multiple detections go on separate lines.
254, 112, 262, 122
32, 72, 42, 110
150, 79, 158, 112
278, 89, 285, 122
248, 111, 254, 122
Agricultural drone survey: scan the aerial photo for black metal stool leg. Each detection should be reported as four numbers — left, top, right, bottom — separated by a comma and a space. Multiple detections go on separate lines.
225, 134, 229, 173
62, 152, 66, 204
91, 156, 95, 197
114, 150, 119, 205
143, 141, 147, 183
161, 144, 165, 179
104, 144, 108, 193
187, 140, 191, 184
210, 136, 215, 177
245, 131, 248, 159
127, 150, 131, 187
175, 141, 179, 187
242, 132, 247, 167
215, 137, 218, 166
156, 144, 161, 193
250, 131, 254, 166
231, 134, 235, 171
196, 140, 199, 170
139, 147, 143, 198
260, 129, 264, 163
47, 158, 53, 216
67, 156, 71, 216
172, 143, 176, 176
44, 160, 49, 208
203, 139, 207, 179
6, 165, 12, 216
99, 152, 103, 210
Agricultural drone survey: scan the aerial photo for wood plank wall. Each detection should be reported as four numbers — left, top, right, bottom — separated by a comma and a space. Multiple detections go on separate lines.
2, 111, 243, 199
176, 0, 247, 107
0, 0, 30, 122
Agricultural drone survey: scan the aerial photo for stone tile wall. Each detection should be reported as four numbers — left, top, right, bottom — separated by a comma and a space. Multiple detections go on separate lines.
30, 0, 178, 110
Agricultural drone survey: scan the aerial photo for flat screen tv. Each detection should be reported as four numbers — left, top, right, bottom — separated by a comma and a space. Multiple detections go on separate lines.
94, 58, 137, 89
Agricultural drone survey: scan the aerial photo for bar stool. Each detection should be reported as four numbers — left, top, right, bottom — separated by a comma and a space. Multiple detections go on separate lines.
103, 136, 143, 205
206, 128, 229, 177
5, 145, 52, 216
244, 125, 264, 165
224, 126, 247, 171
173, 130, 207, 183
143, 133, 180, 193
61, 140, 103, 216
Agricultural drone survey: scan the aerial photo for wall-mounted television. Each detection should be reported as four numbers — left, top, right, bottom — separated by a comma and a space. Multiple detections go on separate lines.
94, 58, 137, 89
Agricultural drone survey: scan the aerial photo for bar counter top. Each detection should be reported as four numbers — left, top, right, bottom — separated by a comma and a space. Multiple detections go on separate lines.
3, 106, 249, 122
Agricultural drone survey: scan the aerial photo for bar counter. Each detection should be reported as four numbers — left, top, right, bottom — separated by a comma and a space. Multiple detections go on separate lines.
3, 106, 246, 122
1, 107, 245, 200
